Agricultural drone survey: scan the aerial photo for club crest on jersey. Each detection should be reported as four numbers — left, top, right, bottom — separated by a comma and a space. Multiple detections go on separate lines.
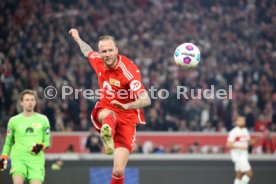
103, 81, 112, 90
7, 128, 11, 135
130, 80, 141, 91
110, 78, 121, 87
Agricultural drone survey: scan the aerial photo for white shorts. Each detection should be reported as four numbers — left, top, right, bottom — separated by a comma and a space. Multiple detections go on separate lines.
234, 160, 251, 172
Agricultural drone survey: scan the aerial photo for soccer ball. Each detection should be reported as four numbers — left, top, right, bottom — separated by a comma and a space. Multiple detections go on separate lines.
174, 43, 200, 69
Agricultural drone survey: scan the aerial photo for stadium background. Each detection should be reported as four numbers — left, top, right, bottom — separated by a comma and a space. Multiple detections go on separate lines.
0, 0, 275, 183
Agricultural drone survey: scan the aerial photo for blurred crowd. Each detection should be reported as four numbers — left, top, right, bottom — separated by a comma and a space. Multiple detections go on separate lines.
0, 0, 275, 133
85, 127, 275, 154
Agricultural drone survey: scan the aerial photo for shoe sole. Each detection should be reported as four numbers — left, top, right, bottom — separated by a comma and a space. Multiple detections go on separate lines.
100, 124, 114, 155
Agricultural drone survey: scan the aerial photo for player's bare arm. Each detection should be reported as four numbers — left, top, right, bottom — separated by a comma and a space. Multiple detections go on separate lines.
110, 91, 151, 110
69, 28, 93, 57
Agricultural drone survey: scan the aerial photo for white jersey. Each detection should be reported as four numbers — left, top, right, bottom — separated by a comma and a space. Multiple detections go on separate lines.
227, 127, 250, 162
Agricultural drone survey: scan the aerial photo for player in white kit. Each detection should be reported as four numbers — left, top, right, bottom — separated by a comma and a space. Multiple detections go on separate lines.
227, 116, 259, 184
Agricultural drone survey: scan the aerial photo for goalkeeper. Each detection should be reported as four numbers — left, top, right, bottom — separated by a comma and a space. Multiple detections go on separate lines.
0, 90, 51, 184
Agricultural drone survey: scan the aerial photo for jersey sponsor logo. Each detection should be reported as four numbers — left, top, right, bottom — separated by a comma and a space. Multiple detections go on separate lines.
130, 80, 142, 91
32, 123, 42, 128
45, 127, 50, 134
25, 127, 34, 134
103, 80, 115, 97
110, 78, 121, 87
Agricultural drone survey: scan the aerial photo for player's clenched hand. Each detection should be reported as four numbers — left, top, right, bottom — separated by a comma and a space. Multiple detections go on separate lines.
110, 100, 129, 110
69, 28, 80, 41
0, 155, 8, 171
31, 143, 45, 155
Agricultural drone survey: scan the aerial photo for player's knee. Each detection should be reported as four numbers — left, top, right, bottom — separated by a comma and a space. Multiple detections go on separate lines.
98, 109, 116, 123
112, 167, 124, 177
107, 111, 116, 119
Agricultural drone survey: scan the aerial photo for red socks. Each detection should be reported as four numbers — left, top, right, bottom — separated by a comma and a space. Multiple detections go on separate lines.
111, 174, 124, 184
103, 114, 116, 137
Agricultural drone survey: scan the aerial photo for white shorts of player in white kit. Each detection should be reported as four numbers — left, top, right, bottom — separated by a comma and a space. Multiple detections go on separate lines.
234, 160, 251, 172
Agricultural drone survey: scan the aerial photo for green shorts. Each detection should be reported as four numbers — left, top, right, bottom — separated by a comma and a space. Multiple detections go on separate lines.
10, 157, 45, 182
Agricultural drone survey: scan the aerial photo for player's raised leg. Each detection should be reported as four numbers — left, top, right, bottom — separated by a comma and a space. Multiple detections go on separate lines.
111, 147, 129, 184
98, 109, 117, 155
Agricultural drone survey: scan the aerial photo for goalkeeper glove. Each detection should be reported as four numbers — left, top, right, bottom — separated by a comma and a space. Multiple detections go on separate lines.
31, 143, 45, 155
0, 155, 8, 171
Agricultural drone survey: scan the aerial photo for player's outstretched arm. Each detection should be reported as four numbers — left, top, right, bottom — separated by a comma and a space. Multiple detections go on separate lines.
69, 28, 93, 57
111, 90, 151, 110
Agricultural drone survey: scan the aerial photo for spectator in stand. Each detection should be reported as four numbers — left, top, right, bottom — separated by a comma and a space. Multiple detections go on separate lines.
216, 120, 227, 132
86, 128, 102, 153
254, 114, 270, 132
132, 141, 143, 153
202, 121, 216, 132
188, 141, 201, 153
261, 130, 275, 154
142, 141, 155, 154
170, 144, 183, 153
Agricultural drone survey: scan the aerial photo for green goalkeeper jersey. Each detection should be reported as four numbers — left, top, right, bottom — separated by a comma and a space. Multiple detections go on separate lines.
2, 113, 51, 160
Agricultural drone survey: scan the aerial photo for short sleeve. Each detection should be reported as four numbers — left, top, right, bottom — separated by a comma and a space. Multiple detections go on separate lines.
87, 51, 102, 73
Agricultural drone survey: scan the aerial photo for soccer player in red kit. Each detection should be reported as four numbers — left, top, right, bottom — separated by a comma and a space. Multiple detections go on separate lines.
69, 28, 151, 184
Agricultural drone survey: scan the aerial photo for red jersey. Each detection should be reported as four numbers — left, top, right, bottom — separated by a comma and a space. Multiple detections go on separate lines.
88, 51, 146, 124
